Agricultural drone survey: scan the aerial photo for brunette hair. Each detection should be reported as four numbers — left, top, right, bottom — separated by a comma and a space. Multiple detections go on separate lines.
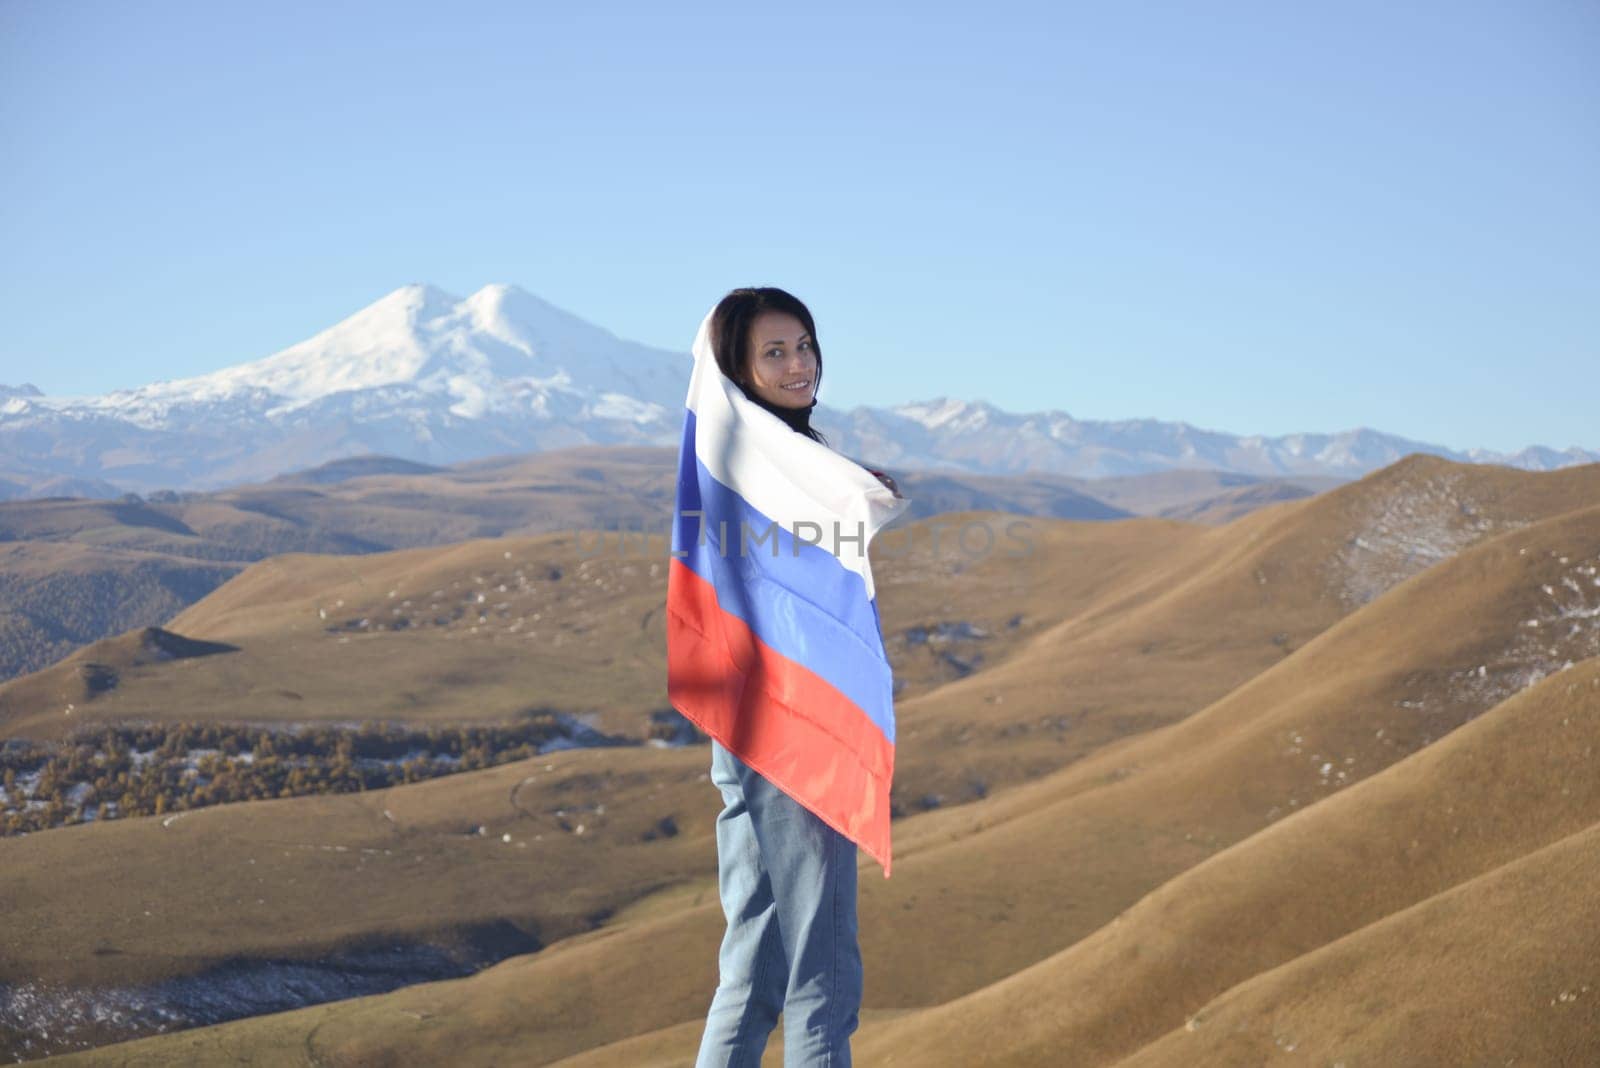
709, 287, 828, 446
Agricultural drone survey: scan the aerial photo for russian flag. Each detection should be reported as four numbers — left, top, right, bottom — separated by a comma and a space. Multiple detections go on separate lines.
666, 305, 911, 877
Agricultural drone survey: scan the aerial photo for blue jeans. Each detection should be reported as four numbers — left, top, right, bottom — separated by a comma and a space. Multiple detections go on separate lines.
695, 738, 863, 1067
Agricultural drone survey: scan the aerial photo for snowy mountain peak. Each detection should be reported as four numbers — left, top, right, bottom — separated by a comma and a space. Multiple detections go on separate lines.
893, 396, 963, 426
14, 283, 689, 431
3, 285, 1594, 500
378, 280, 462, 310
459, 283, 629, 351
458, 283, 573, 358
463, 281, 535, 315
893, 396, 1019, 432
1, 383, 45, 416
356, 282, 464, 329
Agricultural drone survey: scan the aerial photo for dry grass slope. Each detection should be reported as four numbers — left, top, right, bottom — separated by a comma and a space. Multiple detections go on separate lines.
847, 654, 1600, 1066
10, 456, 1598, 1064
0, 448, 1353, 687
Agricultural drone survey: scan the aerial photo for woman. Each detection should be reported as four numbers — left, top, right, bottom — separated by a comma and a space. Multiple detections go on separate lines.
693, 286, 899, 1068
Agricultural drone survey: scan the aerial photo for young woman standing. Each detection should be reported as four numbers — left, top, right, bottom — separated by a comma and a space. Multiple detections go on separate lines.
692, 286, 899, 1068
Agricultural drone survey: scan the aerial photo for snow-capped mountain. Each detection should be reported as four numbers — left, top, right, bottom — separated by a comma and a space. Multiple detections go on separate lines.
1, 282, 1594, 499
19, 283, 686, 432
854, 399, 1599, 479
0, 284, 692, 494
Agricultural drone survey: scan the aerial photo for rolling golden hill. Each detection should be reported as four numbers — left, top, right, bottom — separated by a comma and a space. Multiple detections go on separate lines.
0, 448, 1336, 687
4, 455, 1595, 1064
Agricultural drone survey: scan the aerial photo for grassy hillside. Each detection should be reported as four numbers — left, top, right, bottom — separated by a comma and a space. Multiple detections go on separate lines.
4, 455, 1595, 1064
0, 447, 1341, 685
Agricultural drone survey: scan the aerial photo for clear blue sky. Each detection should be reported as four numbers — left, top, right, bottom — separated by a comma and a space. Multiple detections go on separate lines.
2, 0, 1595, 454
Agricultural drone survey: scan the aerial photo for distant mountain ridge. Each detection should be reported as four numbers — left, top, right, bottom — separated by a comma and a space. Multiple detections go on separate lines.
2, 282, 1594, 499
0, 443, 1333, 686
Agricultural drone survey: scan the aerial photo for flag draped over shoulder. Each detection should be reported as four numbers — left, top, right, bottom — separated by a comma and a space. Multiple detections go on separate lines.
666, 304, 911, 878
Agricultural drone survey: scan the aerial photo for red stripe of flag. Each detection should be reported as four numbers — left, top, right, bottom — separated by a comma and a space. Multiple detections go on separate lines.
666, 556, 894, 877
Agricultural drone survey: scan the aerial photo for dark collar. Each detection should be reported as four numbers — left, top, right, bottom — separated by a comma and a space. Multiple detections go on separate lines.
740, 384, 819, 436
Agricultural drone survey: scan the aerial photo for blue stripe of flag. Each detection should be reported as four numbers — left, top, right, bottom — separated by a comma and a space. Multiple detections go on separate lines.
671, 409, 896, 746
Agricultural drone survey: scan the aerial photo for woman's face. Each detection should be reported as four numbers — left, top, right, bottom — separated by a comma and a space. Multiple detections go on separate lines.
742, 311, 818, 409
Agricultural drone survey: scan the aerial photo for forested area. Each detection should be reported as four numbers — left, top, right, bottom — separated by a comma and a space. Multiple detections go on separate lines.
0, 717, 625, 836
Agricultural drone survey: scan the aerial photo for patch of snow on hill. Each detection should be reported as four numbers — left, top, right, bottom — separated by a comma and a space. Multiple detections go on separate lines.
1325, 467, 1530, 608
1445, 550, 1600, 710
